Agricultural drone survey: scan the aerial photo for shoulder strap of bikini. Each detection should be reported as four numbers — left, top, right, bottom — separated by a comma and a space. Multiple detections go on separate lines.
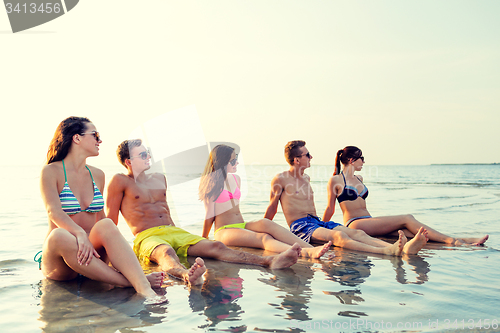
232, 174, 239, 187
85, 165, 95, 184
62, 160, 67, 182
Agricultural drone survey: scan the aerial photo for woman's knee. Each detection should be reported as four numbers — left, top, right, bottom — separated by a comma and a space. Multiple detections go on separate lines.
93, 218, 119, 235
403, 214, 417, 223
251, 218, 273, 230
260, 218, 274, 226
45, 228, 76, 249
259, 233, 274, 244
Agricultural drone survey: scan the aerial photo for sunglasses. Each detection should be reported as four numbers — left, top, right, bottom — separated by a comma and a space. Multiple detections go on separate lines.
81, 131, 101, 142
356, 156, 365, 162
230, 154, 238, 166
297, 152, 312, 159
130, 150, 150, 160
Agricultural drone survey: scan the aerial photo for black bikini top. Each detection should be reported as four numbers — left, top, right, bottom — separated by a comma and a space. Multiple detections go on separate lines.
337, 172, 368, 203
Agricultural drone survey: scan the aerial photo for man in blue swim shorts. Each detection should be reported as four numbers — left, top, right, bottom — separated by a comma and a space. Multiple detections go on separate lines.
106, 140, 300, 287
265, 140, 417, 256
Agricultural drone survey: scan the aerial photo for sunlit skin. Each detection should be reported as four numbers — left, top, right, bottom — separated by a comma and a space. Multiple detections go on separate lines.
265, 144, 428, 256
201, 149, 332, 259
323, 150, 489, 246
40, 122, 163, 301
106, 143, 299, 283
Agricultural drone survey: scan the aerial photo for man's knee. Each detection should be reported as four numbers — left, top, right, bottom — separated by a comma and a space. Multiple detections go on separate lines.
332, 230, 350, 247
353, 229, 368, 238
211, 241, 228, 252
152, 244, 177, 261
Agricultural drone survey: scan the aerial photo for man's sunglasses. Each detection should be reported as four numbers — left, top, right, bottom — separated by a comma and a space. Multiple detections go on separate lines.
81, 131, 101, 142
130, 150, 150, 160
297, 152, 312, 159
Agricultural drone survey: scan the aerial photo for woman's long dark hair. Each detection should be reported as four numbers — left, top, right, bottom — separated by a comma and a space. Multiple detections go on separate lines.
46, 117, 91, 164
199, 144, 235, 202
334, 146, 362, 175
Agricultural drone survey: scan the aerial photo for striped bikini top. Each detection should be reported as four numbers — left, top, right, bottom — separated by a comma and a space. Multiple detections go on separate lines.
59, 160, 104, 215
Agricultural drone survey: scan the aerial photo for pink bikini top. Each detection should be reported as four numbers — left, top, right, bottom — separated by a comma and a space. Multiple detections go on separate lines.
215, 174, 241, 203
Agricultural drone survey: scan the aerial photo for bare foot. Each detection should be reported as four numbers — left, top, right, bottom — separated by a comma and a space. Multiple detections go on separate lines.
301, 241, 332, 259
146, 272, 165, 289
384, 230, 406, 256
403, 227, 428, 255
467, 235, 489, 246
184, 257, 206, 286
269, 243, 300, 269
400, 230, 408, 244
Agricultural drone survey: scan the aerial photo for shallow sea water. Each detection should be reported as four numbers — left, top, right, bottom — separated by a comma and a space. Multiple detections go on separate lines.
0, 164, 499, 332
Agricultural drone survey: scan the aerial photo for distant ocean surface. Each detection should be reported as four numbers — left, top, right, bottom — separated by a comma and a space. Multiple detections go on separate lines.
0, 164, 499, 332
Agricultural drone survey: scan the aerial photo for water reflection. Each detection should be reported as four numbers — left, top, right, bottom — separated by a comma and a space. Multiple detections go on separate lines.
37, 277, 168, 332
199, 263, 245, 329
34, 247, 432, 332
258, 263, 315, 322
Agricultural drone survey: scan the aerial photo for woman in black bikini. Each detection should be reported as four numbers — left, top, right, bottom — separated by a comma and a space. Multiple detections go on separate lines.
40, 117, 164, 300
322, 146, 488, 246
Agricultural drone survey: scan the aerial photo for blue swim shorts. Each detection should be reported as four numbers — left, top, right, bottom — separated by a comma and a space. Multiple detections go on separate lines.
289, 214, 342, 243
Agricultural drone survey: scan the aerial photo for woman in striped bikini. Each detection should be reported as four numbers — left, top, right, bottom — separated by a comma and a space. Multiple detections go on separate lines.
40, 117, 164, 300
199, 144, 332, 259
322, 146, 488, 246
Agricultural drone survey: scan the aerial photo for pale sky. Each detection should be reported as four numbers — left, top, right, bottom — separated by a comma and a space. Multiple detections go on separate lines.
1, 0, 499, 168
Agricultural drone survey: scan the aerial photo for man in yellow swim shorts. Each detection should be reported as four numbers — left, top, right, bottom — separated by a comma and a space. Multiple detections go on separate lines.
106, 139, 300, 287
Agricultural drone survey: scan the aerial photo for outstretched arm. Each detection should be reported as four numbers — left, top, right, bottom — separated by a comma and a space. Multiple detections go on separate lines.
264, 175, 283, 220
322, 177, 337, 221
202, 199, 216, 239
105, 174, 125, 225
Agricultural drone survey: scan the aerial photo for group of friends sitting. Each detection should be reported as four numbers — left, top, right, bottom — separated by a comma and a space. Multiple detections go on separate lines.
40, 117, 489, 302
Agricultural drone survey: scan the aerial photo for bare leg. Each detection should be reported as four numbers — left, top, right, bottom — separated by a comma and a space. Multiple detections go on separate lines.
338, 225, 393, 247
460, 235, 488, 246
42, 223, 158, 298
88, 219, 160, 298
187, 239, 299, 269
245, 219, 314, 248
150, 244, 206, 286
215, 227, 331, 259
312, 227, 406, 256
246, 219, 333, 258
349, 214, 488, 245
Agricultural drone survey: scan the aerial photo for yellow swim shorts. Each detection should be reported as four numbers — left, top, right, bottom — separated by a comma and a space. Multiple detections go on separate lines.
133, 225, 205, 264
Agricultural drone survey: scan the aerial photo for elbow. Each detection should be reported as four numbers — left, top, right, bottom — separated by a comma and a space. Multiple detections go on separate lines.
46, 207, 60, 222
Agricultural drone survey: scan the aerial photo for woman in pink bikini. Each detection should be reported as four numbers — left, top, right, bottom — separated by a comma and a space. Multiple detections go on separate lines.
322, 146, 488, 246
40, 117, 164, 300
199, 144, 331, 259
